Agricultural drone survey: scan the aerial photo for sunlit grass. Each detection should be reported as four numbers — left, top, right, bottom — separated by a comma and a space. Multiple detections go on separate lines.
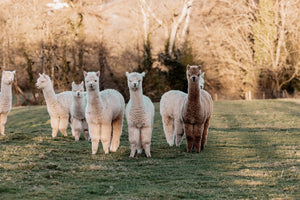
0, 99, 299, 199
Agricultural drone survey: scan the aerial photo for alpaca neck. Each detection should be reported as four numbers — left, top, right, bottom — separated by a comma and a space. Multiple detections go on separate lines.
42, 84, 57, 105
0, 81, 12, 101
87, 88, 102, 110
73, 96, 84, 108
130, 88, 144, 109
187, 81, 200, 106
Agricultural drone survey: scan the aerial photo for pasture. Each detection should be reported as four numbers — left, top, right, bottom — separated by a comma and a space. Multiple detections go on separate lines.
0, 99, 299, 199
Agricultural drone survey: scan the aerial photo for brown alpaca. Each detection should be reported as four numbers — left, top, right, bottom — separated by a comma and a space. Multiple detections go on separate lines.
181, 65, 213, 152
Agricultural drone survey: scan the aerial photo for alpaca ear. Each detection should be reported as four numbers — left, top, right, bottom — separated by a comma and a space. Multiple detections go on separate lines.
141, 72, 145, 77
12, 70, 15, 74
72, 81, 75, 87
187, 64, 190, 70
201, 72, 205, 78
80, 81, 84, 86
126, 72, 129, 77
83, 71, 88, 77
96, 71, 100, 77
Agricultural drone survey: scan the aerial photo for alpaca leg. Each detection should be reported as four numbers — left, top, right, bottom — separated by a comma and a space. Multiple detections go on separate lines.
72, 118, 82, 141
110, 114, 123, 152
141, 127, 152, 158
162, 116, 175, 146
175, 120, 184, 147
89, 123, 100, 154
194, 124, 204, 153
128, 126, 140, 158
201, 117, 210, 151
100, 123, 112, 154
184, 123, 194, 152
59, 117, 69, 137
0, 114, 7, 135
70, 118, 75, 137
50, 117, 59, 138
82, 120, 89, 141
137, 139, 143, 154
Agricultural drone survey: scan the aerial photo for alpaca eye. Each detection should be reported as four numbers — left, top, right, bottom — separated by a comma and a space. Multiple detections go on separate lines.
94, 80, 97, 82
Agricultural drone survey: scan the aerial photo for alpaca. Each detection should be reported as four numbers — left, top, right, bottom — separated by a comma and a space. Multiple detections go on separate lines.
160, 90, 186, 146
181, 65, 213, 152
199, 72, 205, 89
70, 81, 89, 141
36, 73, 72, 137
0, 71, 15, 135
125, 72, 154, 158
84, 71, 125, 155
160, 71, 205, 146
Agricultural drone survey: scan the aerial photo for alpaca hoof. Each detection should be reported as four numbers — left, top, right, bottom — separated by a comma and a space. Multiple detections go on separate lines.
146, 153, 151, 158
92, 151, 97, 155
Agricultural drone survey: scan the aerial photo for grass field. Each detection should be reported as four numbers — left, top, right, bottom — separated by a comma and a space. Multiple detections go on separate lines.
0, 99, 299, 199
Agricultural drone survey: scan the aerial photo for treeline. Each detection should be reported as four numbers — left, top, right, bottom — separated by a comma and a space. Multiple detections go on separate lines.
0, 0, 299, 105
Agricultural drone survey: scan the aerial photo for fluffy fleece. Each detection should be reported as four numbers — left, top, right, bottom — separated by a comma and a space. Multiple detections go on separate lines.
70, 81, 89, 141
199, 72, 205, 89
0, 71, 15, 135
160, 90, 186, 146
181, 65, 213, 152
125, 72, 154, 158
36, 73, 72, 137
84, 71, 125, 155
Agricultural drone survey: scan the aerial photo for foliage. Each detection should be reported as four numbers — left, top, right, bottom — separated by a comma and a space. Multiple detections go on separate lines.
159, 38, 196, 93
0, 100, 299, 199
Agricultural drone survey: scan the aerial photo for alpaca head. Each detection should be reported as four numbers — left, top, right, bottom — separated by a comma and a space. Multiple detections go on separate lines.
83, 71, 100, 91
72, 81, 84, 98
36, 73, 51, 89
126, 72, 145, 92
186, 65, 202, 84
199, 72, 205, 89
2, 71, 15, 85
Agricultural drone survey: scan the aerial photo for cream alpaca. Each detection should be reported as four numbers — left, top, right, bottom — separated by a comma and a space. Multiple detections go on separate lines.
84, 71, 125, 155
125, 72, 154, 158
160, 90, 186, 146
36, 73, 72, 137
160, 71, 205, 146
0, 71, 15, 135
70, 82, 89, 141
181, 65, 213, 152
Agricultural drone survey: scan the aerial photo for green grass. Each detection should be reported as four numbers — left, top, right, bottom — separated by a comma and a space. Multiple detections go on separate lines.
0, 99, 299, 199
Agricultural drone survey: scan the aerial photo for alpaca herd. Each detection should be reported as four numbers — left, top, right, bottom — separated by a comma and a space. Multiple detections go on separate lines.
0, 65, 212, 157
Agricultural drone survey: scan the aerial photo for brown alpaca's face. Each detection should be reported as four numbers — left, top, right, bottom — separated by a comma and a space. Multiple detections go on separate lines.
186, 65, 202, 83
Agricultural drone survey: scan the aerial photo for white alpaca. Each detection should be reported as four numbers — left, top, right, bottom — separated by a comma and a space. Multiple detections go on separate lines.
199, 72, 205, 89
0, 71, 15, 135
36, 73, 72, 137
160, 90, 186, 146
70, 81, 89, 141
125, 72, 154, 158
160, 71, 205, 146
84, 71, 125, 155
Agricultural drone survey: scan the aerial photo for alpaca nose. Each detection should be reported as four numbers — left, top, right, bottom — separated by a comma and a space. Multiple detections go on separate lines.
133, 83, 137, 87
77, 92, 80, 96
90, 83, 93, 88
192, 76, 196, 82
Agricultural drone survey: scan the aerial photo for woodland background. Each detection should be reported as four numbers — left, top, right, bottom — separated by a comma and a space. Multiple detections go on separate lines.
0, 0, 300, 104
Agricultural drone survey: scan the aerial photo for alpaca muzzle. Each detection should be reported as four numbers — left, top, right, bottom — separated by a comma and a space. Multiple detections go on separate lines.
192, 76, 196, 82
